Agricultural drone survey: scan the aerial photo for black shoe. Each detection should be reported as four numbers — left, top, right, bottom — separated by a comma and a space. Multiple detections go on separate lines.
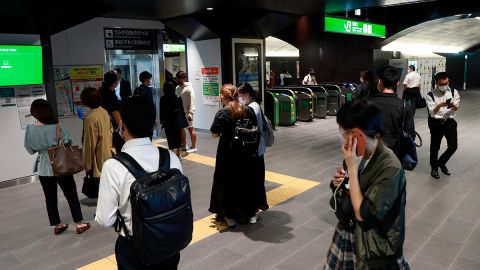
431, 169, 440, 179
440, 165, 451, 175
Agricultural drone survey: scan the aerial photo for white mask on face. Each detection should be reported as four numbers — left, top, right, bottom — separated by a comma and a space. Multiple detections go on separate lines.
438, 85, 448, 92
239, 96, 246, 105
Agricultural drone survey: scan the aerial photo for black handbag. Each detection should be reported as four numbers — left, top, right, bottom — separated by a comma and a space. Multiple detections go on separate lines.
329, 178, 355, 229
399, 101, 421, 171
82, 173, 100, 199
416, 97, 427, 108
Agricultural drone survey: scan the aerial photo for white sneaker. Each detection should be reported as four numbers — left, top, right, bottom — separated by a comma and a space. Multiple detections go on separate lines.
249, 215, 258, 224
181, 146, 189, 152
186, 148, 198, 154
225, 218, 236, 228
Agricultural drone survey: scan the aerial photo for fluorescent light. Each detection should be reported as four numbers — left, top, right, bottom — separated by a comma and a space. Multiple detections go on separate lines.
382, 42, 462, 54
206, 7, 213, 11
266, 51, 300, 57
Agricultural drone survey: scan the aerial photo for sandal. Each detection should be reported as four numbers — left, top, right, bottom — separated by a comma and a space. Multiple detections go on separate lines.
54, 224, 68, 235
76, 223, 91, 234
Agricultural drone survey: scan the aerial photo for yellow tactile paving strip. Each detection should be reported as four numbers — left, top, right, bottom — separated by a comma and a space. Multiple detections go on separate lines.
78, 152, 320, 270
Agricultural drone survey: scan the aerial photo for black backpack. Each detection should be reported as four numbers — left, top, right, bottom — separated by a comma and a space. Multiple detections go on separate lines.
113, 148, 193, 265
232, 117, 259, 157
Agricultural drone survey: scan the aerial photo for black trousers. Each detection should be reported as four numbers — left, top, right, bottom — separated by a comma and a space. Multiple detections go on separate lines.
428, 118, 458, 169
39, 175, 83, 226
403, 87, 420, 114
115, 236, 180, 270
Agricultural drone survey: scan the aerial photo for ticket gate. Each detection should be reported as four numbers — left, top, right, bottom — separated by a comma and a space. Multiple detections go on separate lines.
269, 89, 311, 122
278, 86, 316, 120
294, 91, 313, 122
267, 91, 296, 126
319, 84, 342, 116
304, 85, 328, 118
264, 91, 280, 129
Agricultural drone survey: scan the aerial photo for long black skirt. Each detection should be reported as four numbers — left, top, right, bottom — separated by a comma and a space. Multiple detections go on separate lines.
164, 126, 182, 150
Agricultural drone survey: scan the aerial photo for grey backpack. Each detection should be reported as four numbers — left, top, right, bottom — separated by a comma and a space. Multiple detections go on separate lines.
261, 110, 274, 147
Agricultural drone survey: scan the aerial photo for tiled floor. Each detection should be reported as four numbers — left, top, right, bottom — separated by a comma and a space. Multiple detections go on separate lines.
1, 91, 480, 270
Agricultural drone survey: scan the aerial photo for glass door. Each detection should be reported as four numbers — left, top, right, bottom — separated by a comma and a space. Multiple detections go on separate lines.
106, 50, 163, 138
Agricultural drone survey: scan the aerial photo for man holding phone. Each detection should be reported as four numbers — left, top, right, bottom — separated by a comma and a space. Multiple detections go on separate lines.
426, 72, 460, 179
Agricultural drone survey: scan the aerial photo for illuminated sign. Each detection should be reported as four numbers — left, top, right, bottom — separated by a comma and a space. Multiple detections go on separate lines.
325, 16, 386, 38
163, 44, 185, 52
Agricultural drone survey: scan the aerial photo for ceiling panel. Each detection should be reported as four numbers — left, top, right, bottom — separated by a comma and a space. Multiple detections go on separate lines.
382, 16, 480, 53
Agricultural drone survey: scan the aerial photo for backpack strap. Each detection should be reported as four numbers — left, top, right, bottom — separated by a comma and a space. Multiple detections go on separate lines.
426, 91, 435, 118
113, 152, 148, 179
158, 147, 171, 171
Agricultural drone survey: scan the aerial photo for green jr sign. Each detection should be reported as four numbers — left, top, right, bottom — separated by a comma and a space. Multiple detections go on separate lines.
325, 16, 386, 38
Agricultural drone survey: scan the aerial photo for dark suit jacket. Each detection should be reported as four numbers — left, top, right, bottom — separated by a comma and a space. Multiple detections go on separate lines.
119, 79, 132, 105
133, 84, 154, 105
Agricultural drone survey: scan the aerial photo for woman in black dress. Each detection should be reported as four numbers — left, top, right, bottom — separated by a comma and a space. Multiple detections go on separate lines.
100, 70, 123, 153
209, 84, 262, 228
160, 82, 184, 158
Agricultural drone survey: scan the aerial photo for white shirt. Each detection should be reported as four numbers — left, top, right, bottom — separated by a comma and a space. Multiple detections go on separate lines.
302, 74, 317, 85
403, 71, 421, 88
426, 87, 460, 120
176, 82, 196, 117
280, 73, 292, 86
95, 138, 182, 236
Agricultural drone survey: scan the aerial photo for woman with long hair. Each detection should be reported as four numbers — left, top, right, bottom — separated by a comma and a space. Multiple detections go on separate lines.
24, 99, 90, 235
355, 69, 377, 99
209, 84, 261, 228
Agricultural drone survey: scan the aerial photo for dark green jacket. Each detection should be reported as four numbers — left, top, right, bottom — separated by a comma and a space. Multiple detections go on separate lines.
355, 143, 407, 269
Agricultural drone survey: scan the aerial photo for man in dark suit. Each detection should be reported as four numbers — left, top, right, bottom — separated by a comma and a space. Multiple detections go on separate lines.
133, 71, 154, 106
114, 67, 132, 106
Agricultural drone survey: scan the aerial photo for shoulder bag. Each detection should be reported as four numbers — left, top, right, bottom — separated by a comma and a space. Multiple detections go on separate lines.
47, 124, 84, 176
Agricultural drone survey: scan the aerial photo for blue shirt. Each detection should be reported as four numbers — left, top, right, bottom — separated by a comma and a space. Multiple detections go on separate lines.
248, 102, 266, 156
24, 124, 72, 176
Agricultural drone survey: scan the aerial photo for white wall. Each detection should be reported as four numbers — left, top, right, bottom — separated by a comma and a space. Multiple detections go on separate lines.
0, 105, 38, 181
186, 38, 222, 130
51, 17, 165, 145
0, 34, 41, 181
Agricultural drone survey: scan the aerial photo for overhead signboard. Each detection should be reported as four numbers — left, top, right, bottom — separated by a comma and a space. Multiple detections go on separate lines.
104, 28, 157, 50
324, 16, 386, 38
163, 44, 185, 53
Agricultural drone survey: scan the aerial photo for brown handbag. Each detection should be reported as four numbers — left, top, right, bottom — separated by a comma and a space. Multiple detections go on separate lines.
47, 124, 84, 176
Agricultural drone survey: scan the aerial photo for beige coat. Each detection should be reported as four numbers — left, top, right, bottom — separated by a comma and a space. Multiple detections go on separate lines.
82, 107, 113, 177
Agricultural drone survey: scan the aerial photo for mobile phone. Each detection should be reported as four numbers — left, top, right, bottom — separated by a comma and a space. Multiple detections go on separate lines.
351, 129, 367, 156
446, 98, 452, 104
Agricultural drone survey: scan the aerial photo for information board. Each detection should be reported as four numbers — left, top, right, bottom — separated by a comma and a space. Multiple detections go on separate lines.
325, 16, 386, 38
104, 28, 156, 50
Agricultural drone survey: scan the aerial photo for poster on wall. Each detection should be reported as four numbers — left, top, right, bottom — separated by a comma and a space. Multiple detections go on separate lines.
70, 65, 103, 104
201, 67, 220, 106
54, 66, 73, 116
235, 43, 261, 92
15, 86, 32, 107
18, 107, 35, 129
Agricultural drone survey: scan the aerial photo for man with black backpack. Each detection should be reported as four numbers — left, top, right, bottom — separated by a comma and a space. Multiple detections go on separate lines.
95, 96, 193, 270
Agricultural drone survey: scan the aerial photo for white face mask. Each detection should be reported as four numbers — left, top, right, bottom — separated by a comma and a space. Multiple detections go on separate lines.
238, 96, 246, 105
438, 85, 448, 92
